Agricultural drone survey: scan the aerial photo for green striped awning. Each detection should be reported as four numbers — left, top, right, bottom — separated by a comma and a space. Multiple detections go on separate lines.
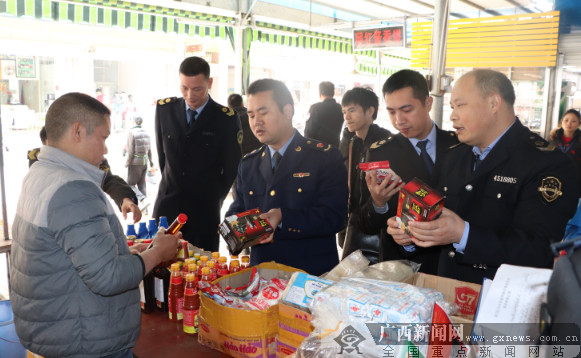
0, 0, 233, 39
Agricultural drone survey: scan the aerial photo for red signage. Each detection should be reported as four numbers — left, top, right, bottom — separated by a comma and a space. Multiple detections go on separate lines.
353, 26, 405, 50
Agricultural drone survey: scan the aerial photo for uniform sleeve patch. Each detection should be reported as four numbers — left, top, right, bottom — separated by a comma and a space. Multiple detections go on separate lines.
538, 176, 563, 203
237, 130, 243, 145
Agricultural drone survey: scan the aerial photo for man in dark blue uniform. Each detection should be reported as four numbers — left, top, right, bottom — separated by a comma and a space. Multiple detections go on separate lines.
153, 57, 242, 251
360, 69, 458, 274
226, 79, 348, 275
387, 69, 578, 284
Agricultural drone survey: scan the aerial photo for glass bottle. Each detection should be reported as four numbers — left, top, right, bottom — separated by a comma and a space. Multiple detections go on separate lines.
207, 260, 216, 281
182, 273, 200, 334
168, 263, 184, 321
229, 259, 241, 274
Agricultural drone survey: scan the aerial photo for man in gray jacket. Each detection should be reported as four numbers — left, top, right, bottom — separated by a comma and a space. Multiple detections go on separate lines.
10, 92, 180, 358
126, 116, 154, 205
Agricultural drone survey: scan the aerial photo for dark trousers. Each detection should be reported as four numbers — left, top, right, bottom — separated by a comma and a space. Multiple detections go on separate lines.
127, 165, 147, 198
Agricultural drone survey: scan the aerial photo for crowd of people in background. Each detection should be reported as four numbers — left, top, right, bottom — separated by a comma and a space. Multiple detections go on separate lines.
11, 56, 581, 358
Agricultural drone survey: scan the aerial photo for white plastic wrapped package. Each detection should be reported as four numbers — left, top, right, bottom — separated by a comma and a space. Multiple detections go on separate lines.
297, 278, 456, 358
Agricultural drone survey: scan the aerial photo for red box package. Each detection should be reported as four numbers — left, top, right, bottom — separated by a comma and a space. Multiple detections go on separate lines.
396, 178, 444, 235
358, 160, 399, 184
218, 208, 274, 255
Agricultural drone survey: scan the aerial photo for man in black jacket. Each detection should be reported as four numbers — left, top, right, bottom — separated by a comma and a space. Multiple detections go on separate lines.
387, 69, 578, 283
339, 87, 392, 262
361, 69, 458, 274
304, 81, 344, 147
153, 56, 242, 251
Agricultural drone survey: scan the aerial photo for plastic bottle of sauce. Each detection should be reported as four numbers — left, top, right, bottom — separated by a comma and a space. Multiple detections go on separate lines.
200, 267, 212, 283
241, 255, 250, 269
216, 256, 229, 278
229, 259, 241, 274
197, 256, 209, 276
182, 273, 200, 334
211, 251, 220, 262
168, 263, 184, 321
207, 260, 216, 281
229, 255, 240, 272
177, 241, 189, 262
158, 216, 169, 229
137, 222, 150, 240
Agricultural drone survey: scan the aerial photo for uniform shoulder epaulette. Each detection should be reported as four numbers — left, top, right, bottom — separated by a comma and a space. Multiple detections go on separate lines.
242, 146, 265, 160
528, 133, 556, 152
369, 135, 395, 150
218, 104, 236, 117
448, 142, 462, 150
305, 139, 333, 151
157, 97, 177, 106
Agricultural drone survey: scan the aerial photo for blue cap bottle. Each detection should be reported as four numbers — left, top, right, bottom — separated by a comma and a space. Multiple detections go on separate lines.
158, 216, 169, 229
148, 219, 158, 238
137, 222, 149, 239
126, 224, 137, 238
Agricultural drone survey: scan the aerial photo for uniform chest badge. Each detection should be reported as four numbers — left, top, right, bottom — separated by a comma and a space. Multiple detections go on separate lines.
317, 143, 324, 148
538, 176, 563, 203
293, 172, 310, 178
295, 146, 301, 152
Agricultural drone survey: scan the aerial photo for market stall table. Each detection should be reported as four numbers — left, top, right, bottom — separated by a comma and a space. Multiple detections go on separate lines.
134, 309, 229, 357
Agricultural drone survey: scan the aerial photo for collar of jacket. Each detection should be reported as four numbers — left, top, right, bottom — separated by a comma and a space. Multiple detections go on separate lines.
37, 145, 106, 187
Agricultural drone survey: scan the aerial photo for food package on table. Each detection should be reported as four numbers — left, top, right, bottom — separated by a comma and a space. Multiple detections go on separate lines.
295, 277, 456, 358
323, 250, 420, 283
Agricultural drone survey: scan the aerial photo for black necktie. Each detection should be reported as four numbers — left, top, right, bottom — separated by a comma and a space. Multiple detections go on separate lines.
473, 152, 482, 171
416, 140, 434, 175
273, 151, 282, 173
187, 109, 197, 128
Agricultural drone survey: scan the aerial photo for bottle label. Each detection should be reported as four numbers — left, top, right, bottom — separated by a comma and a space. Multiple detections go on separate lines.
177, 297, 184, 320
183, 309, 199, 334
185, 287, 197, 295
217, 268, 229, 277
170, 276, 183, 285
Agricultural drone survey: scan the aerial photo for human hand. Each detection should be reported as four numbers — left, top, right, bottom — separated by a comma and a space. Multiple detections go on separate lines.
122, 198, 142, 223
386, 216, 414, 246
407, 207, 465, 248
129, 242, 149, 254
150, 228, 182, 262
258, 208, 282, 244
365, 171, 405, 207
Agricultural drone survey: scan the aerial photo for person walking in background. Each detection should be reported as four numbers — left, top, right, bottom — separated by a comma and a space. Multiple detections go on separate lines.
28, 126, 143, 223
11, 92, 180, 358
153, 56, 242, 251
126, 116, 154, 210
550, 108, 581, 195
339, 87, 392, 263
228, 93, 261, 155
226, 79, 348, 276
304, 81, 344, 147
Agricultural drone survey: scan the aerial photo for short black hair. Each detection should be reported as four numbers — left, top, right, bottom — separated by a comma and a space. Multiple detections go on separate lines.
228, 93, 243, 108
319, 81, 334, 98
467, 69, 516, 107
134, 117, 143, 126
563, 109, 581, 123
39, 126, 47, 145
179, 56, 210, 79
383, 69, 430, 104
45, 92, 110, 142
247, 79, 294, 115
341, 87, 379, 120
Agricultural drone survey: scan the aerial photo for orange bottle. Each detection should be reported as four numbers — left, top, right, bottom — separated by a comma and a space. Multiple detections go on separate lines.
241, 255, 250, 269
217, 256, 229, 278
207, 260, 216, 281
197, 256, 209, 276
182, 273, 200, 334
211, 251, 220, 262
200, 267, 212, 283
229, 259, 241, 274
168, 263, 184, 321
188, 263, 198, 282
178, 241, 190, 262
229, 255, 240, 272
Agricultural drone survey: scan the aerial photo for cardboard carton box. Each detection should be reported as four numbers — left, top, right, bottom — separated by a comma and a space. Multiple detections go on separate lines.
397, 178, 444, 235
406, 272, 482, 321
198, 262, 303, 358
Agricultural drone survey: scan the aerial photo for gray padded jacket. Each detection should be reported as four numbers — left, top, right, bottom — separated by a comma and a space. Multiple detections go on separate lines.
10, 146, 144, 358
